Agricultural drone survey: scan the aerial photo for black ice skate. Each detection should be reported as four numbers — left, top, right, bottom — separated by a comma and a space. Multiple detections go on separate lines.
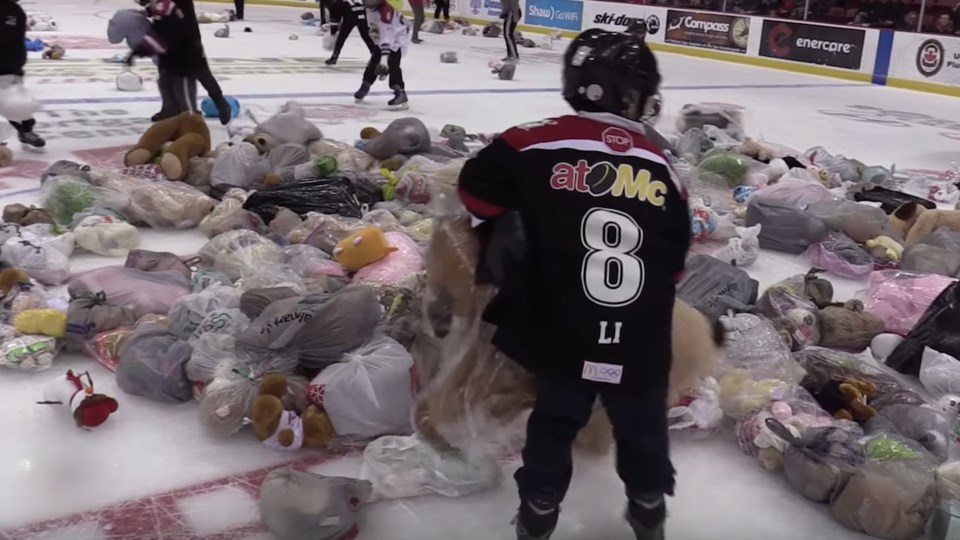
502, 55, 519, 64
18, 132, 46, 153
513, 499, 559, 540
626, 495, 666, 540
354, 82, 371, 103
325, 56, 338, 65
388, 86, 408, 110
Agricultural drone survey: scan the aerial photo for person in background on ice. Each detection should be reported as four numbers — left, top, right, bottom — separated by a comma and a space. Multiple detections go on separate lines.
326, 0, 377, 65
0, 0, 45, 151
319, 0, 333, 25
410, 0, 425, 43
456, 29, 689, 540
131, 0, 231, 125
501, 0, 521, 63
234, 0, 244, 20
354, 0, 409, 110
433, 0, 450, 22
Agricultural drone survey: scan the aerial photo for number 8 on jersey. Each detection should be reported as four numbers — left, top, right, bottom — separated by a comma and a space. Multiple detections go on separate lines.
580, 208, 645, 307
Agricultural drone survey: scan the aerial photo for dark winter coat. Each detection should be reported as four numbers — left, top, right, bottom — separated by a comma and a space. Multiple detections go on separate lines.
0, 0, 27, 77
148, 0, 207, 76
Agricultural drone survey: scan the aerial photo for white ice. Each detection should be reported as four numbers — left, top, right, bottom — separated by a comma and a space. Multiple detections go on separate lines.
2, 0, 956, 538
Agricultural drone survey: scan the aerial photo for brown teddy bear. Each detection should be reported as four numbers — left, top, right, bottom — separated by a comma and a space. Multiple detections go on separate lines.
125, 112, 211, 182
250, 373, 337, 450
809, 378, 878, 422
889, 201, 960, 246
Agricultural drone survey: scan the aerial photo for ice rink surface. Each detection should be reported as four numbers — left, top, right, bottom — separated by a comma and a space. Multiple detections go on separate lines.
2, 0, 957, 538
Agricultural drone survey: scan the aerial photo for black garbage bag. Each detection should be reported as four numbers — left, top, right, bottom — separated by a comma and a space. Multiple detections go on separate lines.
243, 177, 362, 221
886, 282, 960, 377
853, 185, 936, 214
677, 254, 758, 319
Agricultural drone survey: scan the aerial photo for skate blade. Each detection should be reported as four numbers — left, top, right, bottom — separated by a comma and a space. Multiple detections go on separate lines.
21, 145, 46, 154
388, 103, 409, 111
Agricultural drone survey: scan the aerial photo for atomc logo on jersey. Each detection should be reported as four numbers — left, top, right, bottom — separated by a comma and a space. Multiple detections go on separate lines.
549, 158, 668, 206
917, 39, 945, 77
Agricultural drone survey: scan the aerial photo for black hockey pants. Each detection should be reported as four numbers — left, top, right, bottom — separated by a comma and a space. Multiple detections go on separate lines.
515, 376, 676, 507
362, 49, 404, 89
157, 60, 226, 117
503, 12, 519, 59
332, 18, 377, 59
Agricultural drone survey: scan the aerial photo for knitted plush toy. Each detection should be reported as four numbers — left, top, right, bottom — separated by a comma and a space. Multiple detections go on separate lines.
38, 370, 119, 428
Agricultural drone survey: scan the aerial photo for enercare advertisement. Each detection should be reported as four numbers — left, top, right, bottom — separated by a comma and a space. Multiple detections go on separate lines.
524, 0, 583, 31
759, 20, 865, 70
889, 33, 960, 85
582, 2, 663, 38
665, 10, 750, 53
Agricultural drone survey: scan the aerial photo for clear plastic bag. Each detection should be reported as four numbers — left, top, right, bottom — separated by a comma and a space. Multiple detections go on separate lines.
81, 326, 134, 372
210, 141, 271, 190
199, 197, 267, 239
307, 335, 414, 439
68, 267, 190, 319
668, 376, 723, 437
808, 234, 874, 279
353, 231, 424, 286
0, 75, 41, 122
40, 176, 123, 225
901, 244, 960, 278
191, 308, 248, 341
923, 228, 960, 253
363, 434, 499, 499
73, 215, 140, 256
806, 199, 890, 243
167, 285, 242, 340
818, 300, 886, 351
300, 214, 362, 254
0, 335, 58, 371
238, 265, 306, 294
116, 322, 193, 403
239, 287, 300, 319
921, 347, 960, 398
1, 238, 70, 285
696, 152, 751, 188
197, 361, 304, 436
767, 418, 865, 502
65, 291, 137, 347
711, 225, 760, 267
198, 230, 284, 281
675, 103, 744, 138
125, 249, 194, 279
861, 270, 956, 337
89, 168, 215, 229
253, 101, 324, 147
904, 174, 960, 206
752, 178, 834, 209
185, 332, 236, 384
308, 138, 378, 174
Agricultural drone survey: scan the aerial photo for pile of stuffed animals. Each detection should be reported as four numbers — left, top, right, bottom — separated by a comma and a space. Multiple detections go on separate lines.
7, 95, 960, 539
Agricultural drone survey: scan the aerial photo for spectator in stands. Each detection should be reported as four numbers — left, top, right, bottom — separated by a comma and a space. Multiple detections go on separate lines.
898, 10, 919, 30
932, 12, 956, 33
858, 0, 903, 27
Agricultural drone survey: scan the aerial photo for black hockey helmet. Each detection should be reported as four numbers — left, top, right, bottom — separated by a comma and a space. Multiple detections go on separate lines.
562, 29, 661, 122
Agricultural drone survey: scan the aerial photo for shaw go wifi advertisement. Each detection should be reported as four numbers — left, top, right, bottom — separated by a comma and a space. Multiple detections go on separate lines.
524, 0, 584, 31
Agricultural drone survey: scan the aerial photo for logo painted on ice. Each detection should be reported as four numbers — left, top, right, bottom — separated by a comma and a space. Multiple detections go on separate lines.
917, 39, 945, 77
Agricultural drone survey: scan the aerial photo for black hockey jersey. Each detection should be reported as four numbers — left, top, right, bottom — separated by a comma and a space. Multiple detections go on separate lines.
458, 112, 691, 390
330, 0, 367, 25
148, 0, 206, 75
0, 0, 27, 77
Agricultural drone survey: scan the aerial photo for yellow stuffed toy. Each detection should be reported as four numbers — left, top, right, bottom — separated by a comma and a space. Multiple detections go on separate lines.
333, 226, 398, 272
14, 309, 67, 338
125, 112, 211, 182
718, 369, 790, 419
866, 235, 903, 262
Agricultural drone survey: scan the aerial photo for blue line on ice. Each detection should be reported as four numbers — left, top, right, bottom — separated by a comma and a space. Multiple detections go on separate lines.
37, 82, 867, 106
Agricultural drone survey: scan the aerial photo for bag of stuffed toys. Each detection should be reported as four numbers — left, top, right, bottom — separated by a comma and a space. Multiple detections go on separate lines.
259, 468, 372, 540
745, 197, 827, 254
862, 270, 956, 336
198, 230, 284, 281
806, 199, 891, 243
88, 169, 215, 229
766, 417, 865, 502
756, 271, 830, 351
238, 286, 381, 369
306, 335, 414, 440
167, 285, 242, 340
676, 254, 758, 319
68, 267, 190, 320
65, 291, 136, 349
72, 214, 140, 256
116, 318, 193, 403
807, 234, 874, 279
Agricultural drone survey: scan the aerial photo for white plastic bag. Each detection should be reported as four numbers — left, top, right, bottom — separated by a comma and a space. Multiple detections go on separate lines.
167, 285, 241, 340
711, 225, 761, 267
1, 237, 70, 285
668, 377, 724, 436
0, 75, 40, 122
363, 434, 499, 499
307, 336, 414, 439
920, 346, 960, 398
210, 141, 271, 190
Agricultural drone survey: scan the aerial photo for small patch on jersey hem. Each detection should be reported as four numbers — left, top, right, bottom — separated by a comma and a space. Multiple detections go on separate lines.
582, 361, 623, 384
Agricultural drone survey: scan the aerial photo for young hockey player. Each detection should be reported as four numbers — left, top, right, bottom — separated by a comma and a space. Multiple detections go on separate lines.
501, 0, 521, 62
0, 0, 45, 151
355, 0, 410, 110
131, 0, 231, 125
457, 29, 689, 540
325, 0, 377, 65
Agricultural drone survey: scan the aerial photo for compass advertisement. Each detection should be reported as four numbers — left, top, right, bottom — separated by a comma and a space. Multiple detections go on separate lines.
665, 10, 750, 53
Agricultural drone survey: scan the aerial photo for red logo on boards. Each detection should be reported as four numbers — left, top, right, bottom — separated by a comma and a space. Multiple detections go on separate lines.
602, 127, 633, 153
